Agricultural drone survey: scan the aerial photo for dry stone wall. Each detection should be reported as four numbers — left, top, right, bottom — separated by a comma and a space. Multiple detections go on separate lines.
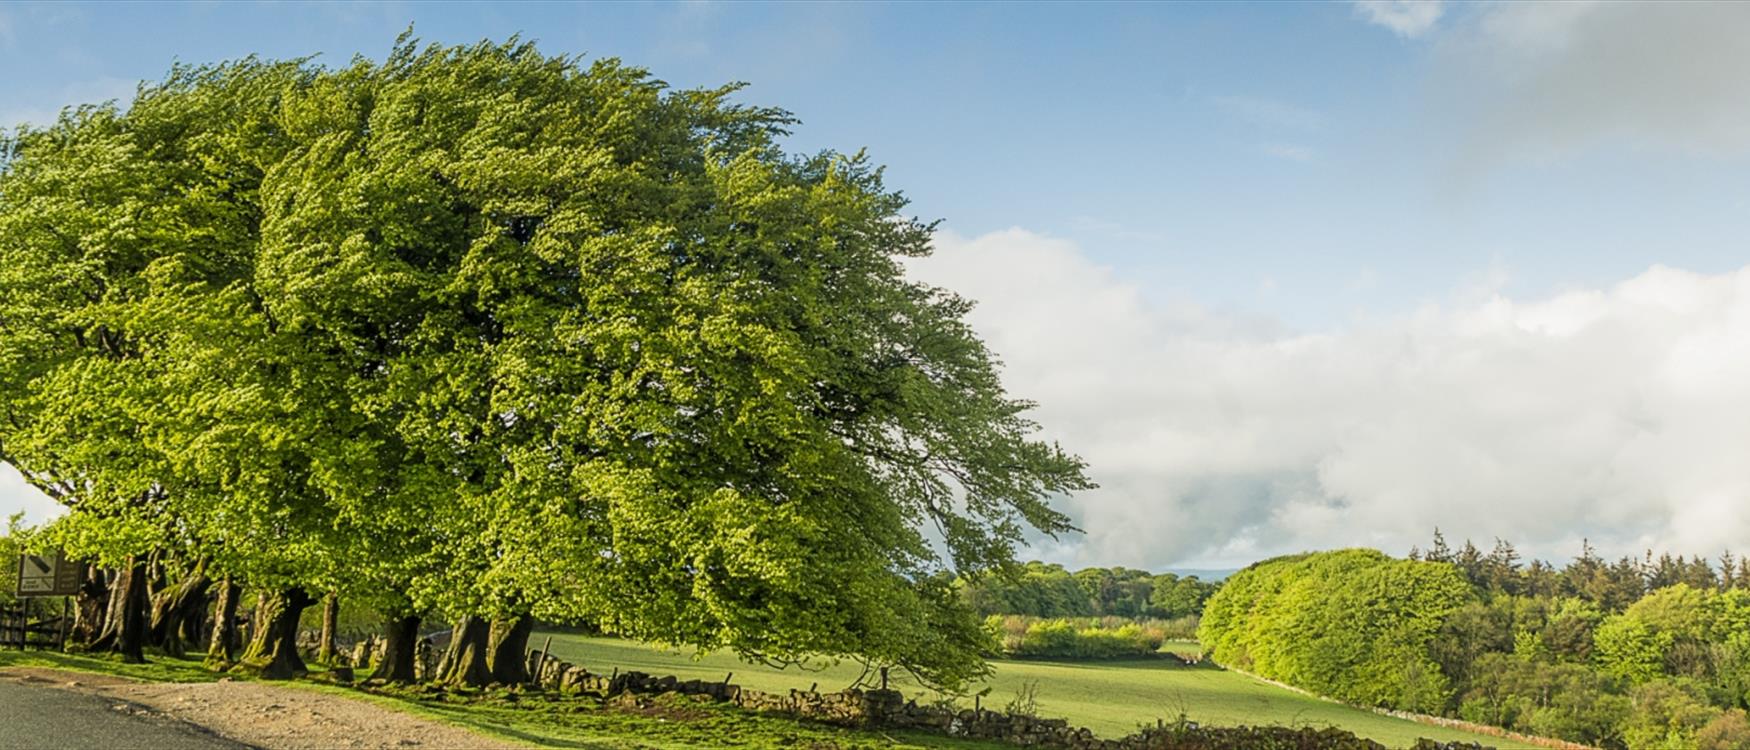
519, 650, 1494, 750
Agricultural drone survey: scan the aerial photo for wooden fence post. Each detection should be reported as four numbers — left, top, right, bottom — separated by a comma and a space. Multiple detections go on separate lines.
533, 634, 553, 684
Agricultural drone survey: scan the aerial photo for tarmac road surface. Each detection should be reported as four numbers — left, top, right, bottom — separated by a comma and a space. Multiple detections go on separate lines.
0, 680, 248, 750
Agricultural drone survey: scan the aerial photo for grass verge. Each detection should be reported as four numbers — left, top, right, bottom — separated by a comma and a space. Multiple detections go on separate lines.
0, 648, 222, 683
0, 649, 1004, 749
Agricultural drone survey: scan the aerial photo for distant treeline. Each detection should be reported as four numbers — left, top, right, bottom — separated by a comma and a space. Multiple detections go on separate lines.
1200, 533, 1750, 750
984, 614, 1195, 659
1410, 530, 1749, 607
956, 561, 1221, 619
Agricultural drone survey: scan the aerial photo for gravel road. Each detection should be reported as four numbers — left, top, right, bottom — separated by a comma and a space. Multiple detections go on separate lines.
0, 679, 246, 750
0, 668, 522, 750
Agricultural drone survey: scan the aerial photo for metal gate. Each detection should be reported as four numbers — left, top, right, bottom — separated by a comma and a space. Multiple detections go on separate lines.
0, 602, 67, 649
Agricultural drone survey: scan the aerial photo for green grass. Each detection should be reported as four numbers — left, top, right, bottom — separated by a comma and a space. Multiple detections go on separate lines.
1158, 639, 1203, 660
537, 634, 1521, 749
2, 639, 1530, 749
315, 685, 1009, 750
0, 648, 1002, 749
0, 648, 224, 683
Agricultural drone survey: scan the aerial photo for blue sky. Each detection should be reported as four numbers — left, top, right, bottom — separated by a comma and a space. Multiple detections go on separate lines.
6, 1, 1750, 567
9, 1, 1745, 326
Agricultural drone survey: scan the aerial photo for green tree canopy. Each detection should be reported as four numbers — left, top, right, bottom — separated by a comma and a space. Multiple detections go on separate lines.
0, 35, 1091, 689
1199, 549, 1473, 712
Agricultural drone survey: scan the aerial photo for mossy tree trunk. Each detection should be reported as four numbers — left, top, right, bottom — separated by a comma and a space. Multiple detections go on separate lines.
370, 612, 421, 683
147, 564, 210, 658
249, 591, 266, 645
237, 587, 314, 679
70, 567, 110, 647
317, 592, 339, 664
88, 557, 147, 663
487, 615, 535, 685
176, 591, 208, 651
439, 615, 493, 686
205, 577, 241, 666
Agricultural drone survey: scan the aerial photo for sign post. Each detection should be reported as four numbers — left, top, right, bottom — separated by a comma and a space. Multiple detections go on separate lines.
15, 551, 82, 598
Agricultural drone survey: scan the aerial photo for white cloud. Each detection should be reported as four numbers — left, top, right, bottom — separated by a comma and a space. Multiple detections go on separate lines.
1353, 0, 1445, 38
0, 465, 61, 526
1435, 2, 1750, 163
910, 228, 1750, 568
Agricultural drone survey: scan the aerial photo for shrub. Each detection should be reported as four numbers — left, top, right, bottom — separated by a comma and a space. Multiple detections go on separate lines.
1696, 709, 1750, 750
0, 514, 36, 608
1593, 614, 1672, 685
1620, 679, 1719, 750
1004, 680, 1042, 717
985, 615, 1169, 658
1198, 549, 1472, 712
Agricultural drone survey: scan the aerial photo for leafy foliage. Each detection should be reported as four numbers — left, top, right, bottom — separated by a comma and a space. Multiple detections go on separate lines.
1203, 534, 1750, 749
0, 34, 1091, 690
1199, 549, 1470, 713
984, 615, 1171, 659
0, 514, 25, 605
957, 561, 1219, 620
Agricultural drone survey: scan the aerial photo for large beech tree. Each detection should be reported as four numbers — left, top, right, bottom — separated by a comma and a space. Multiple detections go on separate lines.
0, 90, 218, 663
0, 36, 1090, 689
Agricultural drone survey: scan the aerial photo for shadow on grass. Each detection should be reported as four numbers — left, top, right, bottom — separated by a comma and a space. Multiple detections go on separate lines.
3, 649, 1008, 749
0, 648, 220, 683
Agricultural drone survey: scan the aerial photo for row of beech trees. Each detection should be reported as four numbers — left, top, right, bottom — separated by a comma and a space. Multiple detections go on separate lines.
0, 36, 1089, 689
28, 554, 534, 686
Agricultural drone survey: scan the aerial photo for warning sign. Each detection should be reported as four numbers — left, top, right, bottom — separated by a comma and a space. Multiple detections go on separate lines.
15, 551, 81, 597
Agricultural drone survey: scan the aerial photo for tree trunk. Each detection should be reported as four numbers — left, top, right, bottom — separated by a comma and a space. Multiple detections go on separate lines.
177, 588, 209, 651
317, 593, 339, 664
70, 566, 110, 647
147, 566, 210, 658
205, 577, 241, 666
88, 557, 147, 663
487, 616, 535, 685
237, 587, 313, 679
370, 613, 421, 684
249, 591, 267, 646
439, 616, 493, 686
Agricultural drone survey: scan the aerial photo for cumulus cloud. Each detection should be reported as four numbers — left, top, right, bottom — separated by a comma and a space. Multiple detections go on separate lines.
1434, 2, 1750, 163
1353, 0, 1444, 38
12, 227, 1748, 571
909, 228, 1750, 568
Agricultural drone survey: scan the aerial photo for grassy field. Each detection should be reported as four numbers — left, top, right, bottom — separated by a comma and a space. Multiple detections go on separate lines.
1158, 639, 1203, 660
538, 634, 1519, 749
0, 639, 1529, 749
0, 649, 1005, 749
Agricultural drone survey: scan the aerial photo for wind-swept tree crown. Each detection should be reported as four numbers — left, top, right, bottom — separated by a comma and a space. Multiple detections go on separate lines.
0, 34, 1092, 689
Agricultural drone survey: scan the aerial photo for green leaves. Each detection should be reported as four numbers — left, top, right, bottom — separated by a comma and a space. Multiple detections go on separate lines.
0, 34, 1088, 690
1592, 614, 1672, 685
1199, 549, 1472, 710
